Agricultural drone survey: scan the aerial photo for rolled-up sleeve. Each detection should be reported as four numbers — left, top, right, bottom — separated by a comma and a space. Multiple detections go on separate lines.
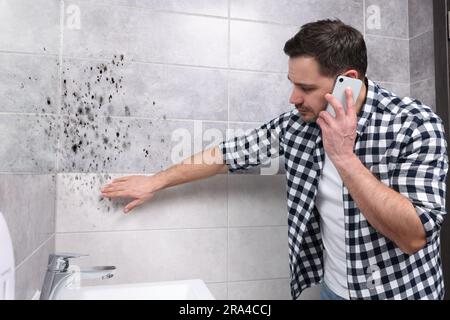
390, 116, 449, 245
219, 113, 289, 173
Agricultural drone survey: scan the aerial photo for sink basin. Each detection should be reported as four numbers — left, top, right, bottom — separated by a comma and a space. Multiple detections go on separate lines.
54, 279, 215, 300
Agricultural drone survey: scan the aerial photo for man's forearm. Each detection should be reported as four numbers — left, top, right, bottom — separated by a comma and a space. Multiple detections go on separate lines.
333, 155, 426, 254
154, 146, 228, 191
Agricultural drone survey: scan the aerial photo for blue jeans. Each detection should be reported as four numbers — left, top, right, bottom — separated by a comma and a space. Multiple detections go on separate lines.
319, 282, 348, 300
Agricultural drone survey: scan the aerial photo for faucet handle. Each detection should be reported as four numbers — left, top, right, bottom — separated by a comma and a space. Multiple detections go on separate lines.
47, 253, 89, 271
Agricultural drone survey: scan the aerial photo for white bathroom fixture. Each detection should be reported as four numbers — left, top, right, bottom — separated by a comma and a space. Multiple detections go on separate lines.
53, 279, 215, 300
0, 211, 15, 300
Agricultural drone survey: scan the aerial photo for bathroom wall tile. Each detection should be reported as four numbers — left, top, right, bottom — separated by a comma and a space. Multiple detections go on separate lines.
365, 36, 410, 83
229, 71, 292, 122
63, 2, 228, 67
228, 227, 290, 281
0, 0, 60, 54
226, 122, 286, 175
409, 0, 433, 38
15, 236, 55, 300
56, 173, 227, 232
365, 0, 408, 39
410, 78, 436, 111
0, 174, 56, 265
230, 0, 364, 33
75, 0, 229, 17
57, 115, 226, 173
228, 278, 291, 300
230, 21, 298, 72
61, 58, 228, 121
57, 116, 178, 173
55, 229, 227, 284
0, 114, 57, 172
0, 174, 55, 268
376, 81, 410, 98
0, 54, 59, 114
228, 175, 286, 227
410, 30, 435, 83
206, 282, 227, 300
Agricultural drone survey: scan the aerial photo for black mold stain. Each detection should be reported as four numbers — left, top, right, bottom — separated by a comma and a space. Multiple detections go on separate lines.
60, 54, 135, 172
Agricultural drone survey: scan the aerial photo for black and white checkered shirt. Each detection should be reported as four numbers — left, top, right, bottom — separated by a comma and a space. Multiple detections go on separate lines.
219, 78, 448, 300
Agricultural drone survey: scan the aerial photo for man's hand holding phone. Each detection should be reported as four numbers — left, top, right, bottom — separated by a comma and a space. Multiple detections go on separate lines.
316, 76, 361, 168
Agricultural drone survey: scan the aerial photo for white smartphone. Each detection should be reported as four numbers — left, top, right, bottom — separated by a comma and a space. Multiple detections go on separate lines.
326, 75, 363, 117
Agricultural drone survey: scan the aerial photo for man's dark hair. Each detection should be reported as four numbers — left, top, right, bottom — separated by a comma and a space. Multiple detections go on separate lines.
284, 19, 367, 80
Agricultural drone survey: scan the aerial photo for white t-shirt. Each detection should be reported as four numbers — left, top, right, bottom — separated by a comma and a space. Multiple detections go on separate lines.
315, 151, 350, 300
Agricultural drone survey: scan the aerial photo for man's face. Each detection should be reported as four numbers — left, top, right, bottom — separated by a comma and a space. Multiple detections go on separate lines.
287, 56, 335, 123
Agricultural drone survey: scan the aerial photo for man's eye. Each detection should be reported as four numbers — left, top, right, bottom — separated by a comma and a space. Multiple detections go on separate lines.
294, 84, 314, 92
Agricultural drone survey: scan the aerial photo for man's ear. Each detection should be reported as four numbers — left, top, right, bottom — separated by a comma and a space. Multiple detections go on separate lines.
342, 69, 359, 79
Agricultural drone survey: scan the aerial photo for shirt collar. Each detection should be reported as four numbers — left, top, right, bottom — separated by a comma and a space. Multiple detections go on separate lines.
356, 78, 379, 137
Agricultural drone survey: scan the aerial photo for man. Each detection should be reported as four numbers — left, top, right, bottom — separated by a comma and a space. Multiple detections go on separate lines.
101, 19, 448, 300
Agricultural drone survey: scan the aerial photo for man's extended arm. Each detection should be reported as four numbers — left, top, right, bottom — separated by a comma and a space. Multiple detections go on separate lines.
101, 146, 227, 213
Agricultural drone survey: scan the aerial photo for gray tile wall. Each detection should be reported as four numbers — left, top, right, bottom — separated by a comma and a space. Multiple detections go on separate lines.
1, 0, 435, 300
0, 174, 56, 299
408, 0, 436, 110
0, 0, 60, 300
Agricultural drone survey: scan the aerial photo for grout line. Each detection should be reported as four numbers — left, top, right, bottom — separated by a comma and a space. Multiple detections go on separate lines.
54, 0, 65, 234
409, 28, 434, 42
371, 79, 410, 84
0, 111, 266, 126
406, 0, 410, 40
226, 0, 231, 301
57, 0, 65, 177
224, 0, 231, 300
370, 79, 410, 85
74, 0, 230, 20
15, 234, 55, 271
406, 0, 411, 86
0, 50, 58, 58
363, 0, 366, 38
0, 172, 57, 176
61, 54, 288, 75
410, 76, 435, 86
73, 0, 303, 28
0, 112, 58, 117
205, 277, 290, 285
58, 113, 269, 125
33, 171, 283, 176
364, 33, 410, 41
224, 277, 291, 284
55, 225, 288, 236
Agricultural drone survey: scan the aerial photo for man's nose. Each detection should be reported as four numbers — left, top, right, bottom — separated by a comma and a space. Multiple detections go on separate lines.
289, 87, 304, 105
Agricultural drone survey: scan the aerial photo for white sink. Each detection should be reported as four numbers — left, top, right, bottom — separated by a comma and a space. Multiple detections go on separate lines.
54, 279, 215, 300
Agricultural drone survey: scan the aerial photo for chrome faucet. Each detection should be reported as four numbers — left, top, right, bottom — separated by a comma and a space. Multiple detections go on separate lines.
40, 253, 116, 300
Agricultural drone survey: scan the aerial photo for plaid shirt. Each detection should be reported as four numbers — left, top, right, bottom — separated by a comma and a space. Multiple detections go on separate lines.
219, 78, 448, 300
